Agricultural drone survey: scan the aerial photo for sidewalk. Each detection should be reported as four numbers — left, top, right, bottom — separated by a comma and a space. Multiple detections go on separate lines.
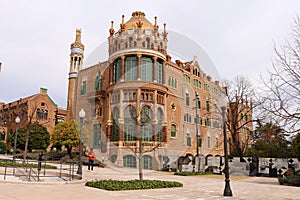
0, 156, 300, 200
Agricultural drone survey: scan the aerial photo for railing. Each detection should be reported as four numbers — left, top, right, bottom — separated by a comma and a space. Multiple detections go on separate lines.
0, 158, 80, 182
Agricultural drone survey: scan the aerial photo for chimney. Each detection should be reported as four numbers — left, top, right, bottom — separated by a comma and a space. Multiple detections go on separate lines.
40, 88, 48, 95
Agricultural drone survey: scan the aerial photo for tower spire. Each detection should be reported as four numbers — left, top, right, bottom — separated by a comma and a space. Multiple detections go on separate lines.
67, 29, 85, 120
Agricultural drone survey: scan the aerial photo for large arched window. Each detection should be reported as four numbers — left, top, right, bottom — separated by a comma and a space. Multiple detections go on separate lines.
123, 155, 136, 168
112, 108, 120, 141
157, 108, 163, 142
142, 155, 153, 169
124, 106, 137, 141
141, 57, 153, 81
125, 56, 137, 81
141, 106, 153, 141
113, 58, 121, 82
156, 60, 163, 84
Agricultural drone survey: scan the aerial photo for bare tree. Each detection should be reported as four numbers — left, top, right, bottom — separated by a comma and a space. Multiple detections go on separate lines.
259, 16, 300, 134
223, 75, 256, 157
124, 104, 162, 181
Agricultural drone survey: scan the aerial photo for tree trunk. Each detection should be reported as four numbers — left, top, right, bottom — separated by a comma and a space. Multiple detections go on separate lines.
23, 130, 29, 162
138, 129, 143, 181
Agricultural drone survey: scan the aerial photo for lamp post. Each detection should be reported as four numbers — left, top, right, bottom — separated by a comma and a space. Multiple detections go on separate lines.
195, 92, 199, 157
77, 108, 85, 179
13, 116, 20, 161
220, 97, 233, 196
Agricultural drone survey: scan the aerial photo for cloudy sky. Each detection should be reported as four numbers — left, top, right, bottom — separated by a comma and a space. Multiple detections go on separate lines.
1, 0, 299, 108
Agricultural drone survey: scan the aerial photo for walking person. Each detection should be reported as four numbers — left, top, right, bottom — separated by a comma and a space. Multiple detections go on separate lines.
86, 148, 95, 171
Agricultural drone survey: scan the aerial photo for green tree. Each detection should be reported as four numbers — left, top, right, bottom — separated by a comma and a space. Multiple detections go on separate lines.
51, 120, 79, 157
250, 122, 289, 157
13, 122, 50, 152
290, 133, 300, 158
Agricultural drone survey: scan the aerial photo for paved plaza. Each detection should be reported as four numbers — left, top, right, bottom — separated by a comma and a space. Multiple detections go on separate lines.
0, 156, 299, 200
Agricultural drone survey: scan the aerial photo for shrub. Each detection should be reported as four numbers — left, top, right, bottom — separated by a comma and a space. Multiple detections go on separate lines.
278, 169, 300, 186
0, 141, 6, 154
85, 179, 183, 191
174, 171, 214, 176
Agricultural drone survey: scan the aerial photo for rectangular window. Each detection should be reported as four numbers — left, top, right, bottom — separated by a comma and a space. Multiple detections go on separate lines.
93, 124, 101, 149
198, 137, 202, 147
186, 93, 190, 106
168, 76, 177, 89
187, 135, 191, 147
206, 101, 210, 112
157, 61, 163, 84
208, 136, 211, 148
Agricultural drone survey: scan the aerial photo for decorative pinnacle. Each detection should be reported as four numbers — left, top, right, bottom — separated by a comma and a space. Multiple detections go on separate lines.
154, 16, 159, 29
163, 23, 168, 38
120, 15, 126, 31
109, 21, 115, 36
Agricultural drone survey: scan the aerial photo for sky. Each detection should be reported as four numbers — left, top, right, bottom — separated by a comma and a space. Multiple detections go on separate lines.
1, 0, 299, 108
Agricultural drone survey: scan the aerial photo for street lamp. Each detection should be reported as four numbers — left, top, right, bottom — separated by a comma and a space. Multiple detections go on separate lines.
77, 108, 85, 179
220, 96, 233, 196
195, 92, 200, 157
13, 116, 20, 161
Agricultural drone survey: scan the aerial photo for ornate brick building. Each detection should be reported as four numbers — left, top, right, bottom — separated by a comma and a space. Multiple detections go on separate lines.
67, 11, 252, 170
0, 88, 67, 149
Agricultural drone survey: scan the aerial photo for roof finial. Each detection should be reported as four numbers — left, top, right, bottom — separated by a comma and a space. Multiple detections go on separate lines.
109, 21, 115, 36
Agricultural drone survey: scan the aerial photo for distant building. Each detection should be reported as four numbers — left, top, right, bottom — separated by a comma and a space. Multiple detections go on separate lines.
0, 88, 67, 149
67, 11, 253, 170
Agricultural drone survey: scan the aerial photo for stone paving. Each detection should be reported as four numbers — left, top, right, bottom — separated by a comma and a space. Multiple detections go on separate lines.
0, 155, 300, 200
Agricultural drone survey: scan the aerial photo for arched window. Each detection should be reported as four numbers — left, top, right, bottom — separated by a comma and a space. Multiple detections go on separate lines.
123, 155, 136, 168
112, 108, 119, 141
113, 58, 121, 82
142, 155, 153, 169
125, 56, 137, 81
129, 37, 134, 48
157, 108, 163, 142
141, 106, 153, 141
124, 106, 137, 141
95, 73, 102, 91
171, 124, 176, 138
141, 56, 153, 81
146, 38, 150, 48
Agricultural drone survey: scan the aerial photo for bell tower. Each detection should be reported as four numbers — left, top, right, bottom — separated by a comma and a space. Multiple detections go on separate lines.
67, 29, 84, 119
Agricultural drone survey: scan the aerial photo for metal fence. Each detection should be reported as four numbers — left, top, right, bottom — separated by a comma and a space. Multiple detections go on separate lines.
0, 158, 80, 182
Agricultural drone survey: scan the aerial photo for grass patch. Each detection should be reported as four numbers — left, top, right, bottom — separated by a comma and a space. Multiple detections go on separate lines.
174, 171, 214, 176
85, 179, 183, 191
0, 159, 57, 169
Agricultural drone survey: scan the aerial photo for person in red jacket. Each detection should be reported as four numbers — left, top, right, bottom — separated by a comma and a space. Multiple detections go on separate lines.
86, 148, 95, 171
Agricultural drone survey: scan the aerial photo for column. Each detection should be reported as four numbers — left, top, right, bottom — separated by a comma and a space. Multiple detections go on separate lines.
121, 56, 125, 81
153, 56, 157, 82
137, 54, 141, 80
